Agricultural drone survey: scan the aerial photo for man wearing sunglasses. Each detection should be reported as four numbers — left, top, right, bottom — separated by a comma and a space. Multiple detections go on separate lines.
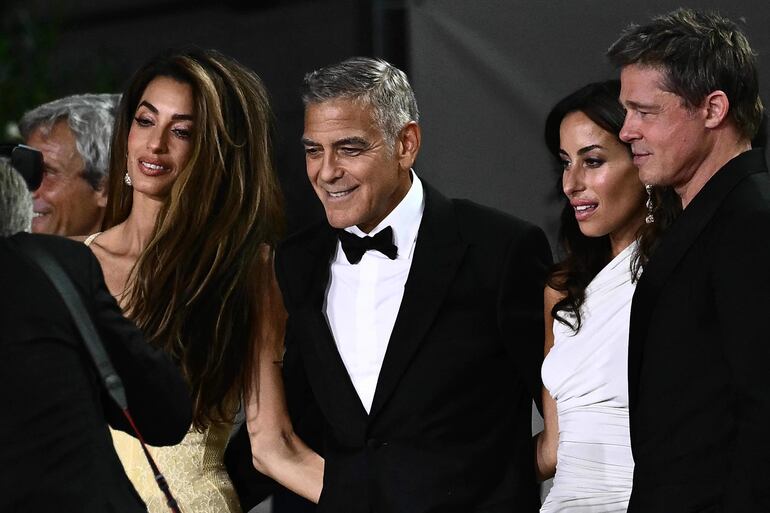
20, 93, 119, 236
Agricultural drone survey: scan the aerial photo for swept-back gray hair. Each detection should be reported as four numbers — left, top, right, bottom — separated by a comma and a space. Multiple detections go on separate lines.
19, 93, 120, 190
0, 157, 33, 236
302, 57, 419, 148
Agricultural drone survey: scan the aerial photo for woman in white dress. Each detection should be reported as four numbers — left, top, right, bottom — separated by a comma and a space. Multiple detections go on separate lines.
536, 81, 679, 512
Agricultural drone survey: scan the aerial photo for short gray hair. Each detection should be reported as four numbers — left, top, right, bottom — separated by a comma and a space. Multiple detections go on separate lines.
19, 93, 120, 190
302, 57, 419, 147
0, 157, 33, 236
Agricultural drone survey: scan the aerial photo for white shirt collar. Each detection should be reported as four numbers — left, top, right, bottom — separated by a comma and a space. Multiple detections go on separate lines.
345, 170, 425, 260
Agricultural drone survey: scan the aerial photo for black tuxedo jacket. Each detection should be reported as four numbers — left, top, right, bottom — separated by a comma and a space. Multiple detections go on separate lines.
0, 233, 192, 513
277, 182, 552, 513
628, 149, 770, 512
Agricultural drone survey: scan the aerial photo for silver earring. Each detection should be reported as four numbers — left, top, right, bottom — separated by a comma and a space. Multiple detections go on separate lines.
645, 184, 654, 224
124, 172, 132, 187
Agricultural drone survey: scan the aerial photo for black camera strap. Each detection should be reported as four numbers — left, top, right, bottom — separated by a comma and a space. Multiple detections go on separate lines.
15, 237, 182, 513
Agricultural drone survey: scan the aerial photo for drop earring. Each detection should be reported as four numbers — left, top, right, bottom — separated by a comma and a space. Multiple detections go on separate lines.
645, 184, 654, 224
124, 152, 132, 187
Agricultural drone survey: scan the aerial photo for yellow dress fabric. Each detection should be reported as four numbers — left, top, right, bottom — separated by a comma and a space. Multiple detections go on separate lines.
84, 234, 242, 513
111, 424, 242, 513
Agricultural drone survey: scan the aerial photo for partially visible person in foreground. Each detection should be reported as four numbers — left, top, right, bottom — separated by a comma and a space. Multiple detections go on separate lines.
0, 156, 191, 512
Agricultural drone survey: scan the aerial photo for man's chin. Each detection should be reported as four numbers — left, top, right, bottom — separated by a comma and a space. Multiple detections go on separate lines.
327, 218, 354, 230
324, 209, 355, 230
30, 216, 48, 234
638, 168, 662, 187
31, 216, 65, 236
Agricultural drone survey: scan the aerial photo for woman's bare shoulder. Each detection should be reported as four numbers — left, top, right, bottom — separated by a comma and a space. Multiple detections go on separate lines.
78, 228, 135, 278
544, 284, 566, 309
84, 227, 125, 253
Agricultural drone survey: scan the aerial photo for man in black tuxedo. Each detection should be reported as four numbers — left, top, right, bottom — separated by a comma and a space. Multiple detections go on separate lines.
608, 9, 770, 512
0, 157, 192, 512
276, 57, 551, 512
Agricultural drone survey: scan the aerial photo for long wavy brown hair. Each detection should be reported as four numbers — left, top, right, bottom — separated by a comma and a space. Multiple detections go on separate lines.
544, 80, 680, 332
104, 48, 284, 429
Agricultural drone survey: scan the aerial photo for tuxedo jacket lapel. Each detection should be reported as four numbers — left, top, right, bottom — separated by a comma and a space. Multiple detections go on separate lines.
369, 184, 467, 419
629, 149, 767, 407
299, 226, 370, 424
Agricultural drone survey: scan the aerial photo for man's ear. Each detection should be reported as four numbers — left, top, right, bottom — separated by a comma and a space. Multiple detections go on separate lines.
397, 121, 421, 170
95, 180, 108, 208
703, 90, 730, 129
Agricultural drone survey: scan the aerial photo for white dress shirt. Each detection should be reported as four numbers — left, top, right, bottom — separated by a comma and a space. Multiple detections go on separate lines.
324, 172, 425, 413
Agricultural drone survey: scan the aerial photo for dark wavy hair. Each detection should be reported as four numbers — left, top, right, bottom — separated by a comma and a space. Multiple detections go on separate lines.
104, 48, 284, 429
544, 80, 680, 331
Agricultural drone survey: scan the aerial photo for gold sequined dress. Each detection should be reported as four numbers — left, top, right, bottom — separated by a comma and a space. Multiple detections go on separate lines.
85, 232, 242, 513
110, 425, 241, 513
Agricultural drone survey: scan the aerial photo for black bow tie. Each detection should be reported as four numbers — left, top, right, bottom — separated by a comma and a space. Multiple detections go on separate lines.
338, 226, 398, 264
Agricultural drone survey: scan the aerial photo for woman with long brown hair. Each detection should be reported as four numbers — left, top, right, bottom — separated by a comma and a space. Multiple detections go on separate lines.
84, 48, 322, 512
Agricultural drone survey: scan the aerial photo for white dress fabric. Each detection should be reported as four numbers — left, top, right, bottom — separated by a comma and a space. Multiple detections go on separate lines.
540, 242, 637, 512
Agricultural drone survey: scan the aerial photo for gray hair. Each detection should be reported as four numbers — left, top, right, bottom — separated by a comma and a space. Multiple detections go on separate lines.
19, 93, 121, 190
302, 57, 419, 148
0, 157, 33, 236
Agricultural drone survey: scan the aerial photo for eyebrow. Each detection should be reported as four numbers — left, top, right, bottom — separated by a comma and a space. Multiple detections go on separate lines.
137, 100, 193, 121
301, 136, 370, 147
300, 137, 318, 146
334, 137, 369, 147
577, 144, 604, 155
623, 99, 658, 111
558, 144, 605, 157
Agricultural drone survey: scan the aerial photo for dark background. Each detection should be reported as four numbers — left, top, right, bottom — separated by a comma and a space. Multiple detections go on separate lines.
2, 0, 768, 246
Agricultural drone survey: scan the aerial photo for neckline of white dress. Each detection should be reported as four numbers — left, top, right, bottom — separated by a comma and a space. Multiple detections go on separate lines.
586, 240, 638, 292
606, 239, 637, 271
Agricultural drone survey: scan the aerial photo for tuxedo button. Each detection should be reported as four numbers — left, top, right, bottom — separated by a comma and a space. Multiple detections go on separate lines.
366, 438, 387, 449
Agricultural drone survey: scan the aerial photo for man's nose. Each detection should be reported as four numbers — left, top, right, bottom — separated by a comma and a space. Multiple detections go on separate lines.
619, 113, 639, 143
318, 152, 343, 182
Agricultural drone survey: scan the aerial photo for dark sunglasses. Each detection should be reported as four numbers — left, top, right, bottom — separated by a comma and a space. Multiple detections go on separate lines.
0, 143, 43, 190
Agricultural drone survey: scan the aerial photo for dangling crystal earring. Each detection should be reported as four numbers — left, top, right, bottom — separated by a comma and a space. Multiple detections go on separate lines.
645, 184, 654, 224
124, 172, 132, 187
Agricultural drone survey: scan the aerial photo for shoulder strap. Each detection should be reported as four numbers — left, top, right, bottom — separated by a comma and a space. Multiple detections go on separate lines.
84, 232, 102, 247
15, 237, 127, 409
14, 236, 183, 513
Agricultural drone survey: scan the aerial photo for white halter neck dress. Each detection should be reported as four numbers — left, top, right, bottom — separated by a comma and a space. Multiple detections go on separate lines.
540, 242, 637, 512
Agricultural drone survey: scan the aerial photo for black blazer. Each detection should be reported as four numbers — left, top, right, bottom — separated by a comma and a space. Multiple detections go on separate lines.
0, 233, 192, 513
277, 183, 552, 513
627, 149, 770, 512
